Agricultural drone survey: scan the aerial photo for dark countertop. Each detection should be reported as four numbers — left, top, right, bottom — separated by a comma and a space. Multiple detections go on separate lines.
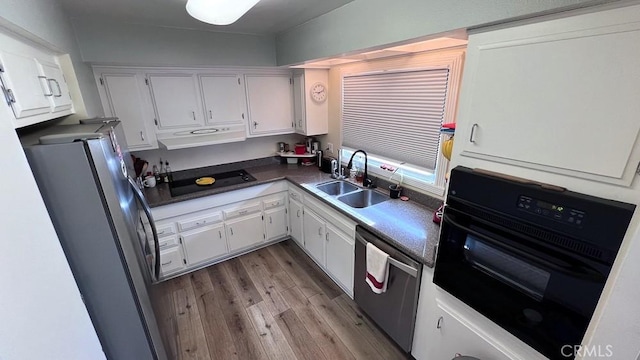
144, 163, 440, 267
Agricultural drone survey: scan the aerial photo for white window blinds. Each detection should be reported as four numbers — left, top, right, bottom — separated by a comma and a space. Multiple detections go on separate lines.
342, 68, 450, 170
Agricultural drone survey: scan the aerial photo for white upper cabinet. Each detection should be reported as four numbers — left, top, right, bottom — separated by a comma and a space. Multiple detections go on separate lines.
199, 74, 246, 125
244, 73, 294, 136
95, 69, 157, 150
0, 51, 50, 119
148, 74, 204, 130
0, 31, 75, 128
38, 61, 72, 113
293, 69, 329, 136
456, 5, 640, 186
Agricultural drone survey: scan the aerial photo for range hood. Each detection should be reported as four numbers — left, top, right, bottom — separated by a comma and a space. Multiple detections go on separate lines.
156, 124, 246, 150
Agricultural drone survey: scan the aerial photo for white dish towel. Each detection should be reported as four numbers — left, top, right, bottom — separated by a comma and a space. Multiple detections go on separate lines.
365, 242, 390, 294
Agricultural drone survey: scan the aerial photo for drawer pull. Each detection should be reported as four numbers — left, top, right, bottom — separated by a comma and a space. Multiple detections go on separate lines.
230, 228, 234, 236
269, 216, 273, 224
239, 210, 248, 215
218, 230, 222, 239
159, 243, 169, 249
196, 221, 206, 225
158, 230, 165, 235
162, 260, 172, 266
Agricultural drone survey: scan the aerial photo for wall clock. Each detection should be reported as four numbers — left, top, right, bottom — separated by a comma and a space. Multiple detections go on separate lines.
310, 82, 327, 103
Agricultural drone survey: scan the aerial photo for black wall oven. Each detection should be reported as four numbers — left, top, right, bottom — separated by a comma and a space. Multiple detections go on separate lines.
434, 167, 635, 360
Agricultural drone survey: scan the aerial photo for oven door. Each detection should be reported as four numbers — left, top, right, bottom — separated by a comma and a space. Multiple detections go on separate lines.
434, 206, 609, 360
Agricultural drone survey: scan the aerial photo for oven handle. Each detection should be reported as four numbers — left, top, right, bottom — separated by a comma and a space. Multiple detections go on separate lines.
443, 212, 604, 281
355, 233, 419, 278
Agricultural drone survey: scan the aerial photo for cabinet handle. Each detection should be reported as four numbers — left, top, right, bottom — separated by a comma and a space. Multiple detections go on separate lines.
192, 111, 196, 120
326, 233, 329, 241
242, 113, 245, 119
52, 79, 62, 97
161, 260, 172, 266
469, 123, 479, 143
159, 243, 168, 249
318, 227, 322, 236
297, 209, 300, 218
298, 119, 302, 127
436, 316, 443, 329
230, 228, 234, 236
253, 121, 259, 129
239, 210, 248, 215
209, 110, 213, 119
40, 76, 53, 96
269, 216, 272, 224
219, 230, 222, 239
158, 230, 165, 235
140, 131, 145, 141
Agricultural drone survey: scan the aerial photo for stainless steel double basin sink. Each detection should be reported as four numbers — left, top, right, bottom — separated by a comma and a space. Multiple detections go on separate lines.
315, 180, 388, 208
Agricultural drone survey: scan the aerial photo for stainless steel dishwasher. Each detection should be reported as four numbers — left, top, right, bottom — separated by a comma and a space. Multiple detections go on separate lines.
354, 226, 422, 352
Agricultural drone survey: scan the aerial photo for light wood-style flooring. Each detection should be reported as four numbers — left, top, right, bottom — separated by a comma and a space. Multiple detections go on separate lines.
154, 240, 411, 360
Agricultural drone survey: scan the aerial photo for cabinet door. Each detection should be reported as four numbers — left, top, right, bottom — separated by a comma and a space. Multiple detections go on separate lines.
182, 224, 228, 266
457, 13, 640, 186
226, 213, 265, 252
289, 198, 304, 246
428, 303, 512, 360
0, 51, 50, 119
293, 73, 306, 134
303, 208, 325, 266
148, 74, 203, 129
39, 61, 72, 113
325, 224, 354, 295
99, 72, 156, 149
200, 74, 246, 125
159, 246, 185, 278
245, 74, 294, 136
265, 207, 288, 241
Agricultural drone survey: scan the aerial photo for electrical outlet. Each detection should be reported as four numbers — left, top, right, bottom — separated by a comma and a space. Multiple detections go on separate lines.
326, 143, 334, 154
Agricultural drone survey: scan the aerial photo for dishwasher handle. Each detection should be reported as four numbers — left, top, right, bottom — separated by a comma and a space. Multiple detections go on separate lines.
355, 232, 419, 278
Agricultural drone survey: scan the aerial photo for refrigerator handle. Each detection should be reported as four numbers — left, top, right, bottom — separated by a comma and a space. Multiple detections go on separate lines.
128, 177, 161, 281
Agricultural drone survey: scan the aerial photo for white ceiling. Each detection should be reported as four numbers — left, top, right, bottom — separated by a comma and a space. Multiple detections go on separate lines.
58, 0, 354, 35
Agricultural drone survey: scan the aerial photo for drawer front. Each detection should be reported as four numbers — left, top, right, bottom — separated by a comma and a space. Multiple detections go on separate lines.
155, 222, 177, 238
263, 194, 287, 210
159, 246, 185, 276
288, 187, 304, 202
223, 202, 262, 220
178, 211, 223, 232
158, 234, 179, 251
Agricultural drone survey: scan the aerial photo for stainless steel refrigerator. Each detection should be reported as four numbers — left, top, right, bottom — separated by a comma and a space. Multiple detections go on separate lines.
22, 121, 166, 360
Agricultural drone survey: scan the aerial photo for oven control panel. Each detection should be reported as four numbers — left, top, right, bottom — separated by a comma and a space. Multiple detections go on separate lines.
517, 196, 586, 226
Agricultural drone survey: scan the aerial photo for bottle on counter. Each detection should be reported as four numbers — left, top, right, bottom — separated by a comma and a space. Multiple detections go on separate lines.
164, 161, 172, 183
152, 165, 161, 182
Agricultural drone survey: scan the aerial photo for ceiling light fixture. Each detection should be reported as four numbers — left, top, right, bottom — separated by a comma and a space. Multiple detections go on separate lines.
186, 0, 261, 26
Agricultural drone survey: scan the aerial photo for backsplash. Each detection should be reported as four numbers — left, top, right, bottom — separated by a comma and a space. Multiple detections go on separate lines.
133, 134, 303, 171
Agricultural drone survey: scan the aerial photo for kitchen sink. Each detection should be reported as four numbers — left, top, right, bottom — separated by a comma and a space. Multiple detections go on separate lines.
316, 181, 359, 196
337, 189, 389, 208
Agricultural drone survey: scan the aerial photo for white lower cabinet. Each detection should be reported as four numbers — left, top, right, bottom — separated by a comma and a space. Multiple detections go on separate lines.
325, 224, 354, 295
182, 224, 228, 266
159, 246, 185, 277
265, 207, 288, 241
289, 198, 304, 245
303, 208, 326, 265
226, 213, 265, 252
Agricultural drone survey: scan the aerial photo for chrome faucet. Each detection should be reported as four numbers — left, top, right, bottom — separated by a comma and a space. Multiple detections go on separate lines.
347, 150, 373, 187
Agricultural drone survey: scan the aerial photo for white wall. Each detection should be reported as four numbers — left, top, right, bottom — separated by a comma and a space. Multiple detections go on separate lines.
0, 88, 104, 360
72, 18, 277, 67
276, 0, 612, 65
135, 134, 304, 171
0, 0, 102, 117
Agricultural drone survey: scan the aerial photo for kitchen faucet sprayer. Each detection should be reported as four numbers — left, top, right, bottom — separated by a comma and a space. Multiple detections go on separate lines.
347, 150, 373, 187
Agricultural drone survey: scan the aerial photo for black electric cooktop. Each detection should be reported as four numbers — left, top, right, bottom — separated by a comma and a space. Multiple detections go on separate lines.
169, 169, 257, 197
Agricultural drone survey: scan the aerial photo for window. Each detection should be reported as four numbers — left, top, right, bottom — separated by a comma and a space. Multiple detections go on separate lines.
340, 50, 464, 196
